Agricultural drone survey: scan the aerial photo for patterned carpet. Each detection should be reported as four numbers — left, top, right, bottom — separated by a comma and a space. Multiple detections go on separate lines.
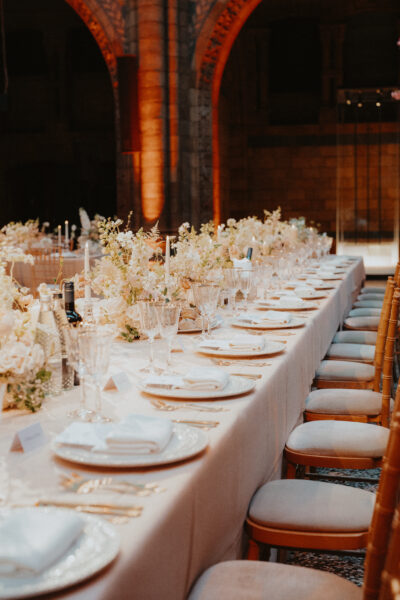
286, 467, 380, 586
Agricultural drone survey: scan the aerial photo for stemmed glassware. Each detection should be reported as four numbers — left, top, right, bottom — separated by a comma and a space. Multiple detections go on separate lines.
253, 264, 272, 302
234, 268, 253, 311
191, 283, 220, 337
78, 328, 113, 423
223, 268, 240, 314
157, 303, 181, 369
63, 325, 94, 421
138, 301, 161, 373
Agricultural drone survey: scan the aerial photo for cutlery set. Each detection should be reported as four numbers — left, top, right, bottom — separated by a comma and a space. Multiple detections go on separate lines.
149, 397, 227, 413
60, 472, 165, 496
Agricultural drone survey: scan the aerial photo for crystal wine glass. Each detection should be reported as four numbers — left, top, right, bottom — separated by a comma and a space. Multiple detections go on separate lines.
223, 267, 240, 314
63, 325, 94, 421
234, 268, 253, 311
78, 329, 113, 423
191, 283, 221, 337
138, 301, 161, 373
157, 303, 181, 369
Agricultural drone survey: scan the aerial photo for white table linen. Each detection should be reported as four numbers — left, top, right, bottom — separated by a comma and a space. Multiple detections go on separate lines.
0, 256, 365, 599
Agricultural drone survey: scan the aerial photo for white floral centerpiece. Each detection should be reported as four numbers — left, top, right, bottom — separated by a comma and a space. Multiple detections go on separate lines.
91, 216, 181, 342
0, 219, 40, 251
0, 252, 50, 412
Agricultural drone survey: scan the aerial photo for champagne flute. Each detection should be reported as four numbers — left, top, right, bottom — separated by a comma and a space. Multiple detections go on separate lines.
157, 303, 181, 369
138, 301, 160, 373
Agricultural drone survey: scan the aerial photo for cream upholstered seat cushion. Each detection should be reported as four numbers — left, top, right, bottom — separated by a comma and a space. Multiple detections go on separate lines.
360, 287, 385, 295
353, 300, 383, 308
188, 561, 362, 600
305, 388, 383, 415
348, 308, 381, 317
332, 330, 377, 345
344, 316, 380, 331
249, 479, 375, 532
357, 293, 383, 301
315, 359, 374, 381
286, 420, 389, 457
326, 343, 375, 363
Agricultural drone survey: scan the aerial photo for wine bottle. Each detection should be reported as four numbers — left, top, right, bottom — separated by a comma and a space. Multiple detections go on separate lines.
246, 247, 253, 260
52, 292, 74, 390
64, 281, 82, 325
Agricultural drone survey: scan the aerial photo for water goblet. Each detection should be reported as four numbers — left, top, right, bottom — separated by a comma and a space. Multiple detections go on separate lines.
223, 268, 240, 314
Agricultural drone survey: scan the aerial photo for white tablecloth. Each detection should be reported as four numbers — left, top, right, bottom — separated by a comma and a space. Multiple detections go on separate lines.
0, 257, 365, 600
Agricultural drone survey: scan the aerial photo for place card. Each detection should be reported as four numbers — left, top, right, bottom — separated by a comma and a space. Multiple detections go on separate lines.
10, 422, 47, 453
103, 371, 131, 393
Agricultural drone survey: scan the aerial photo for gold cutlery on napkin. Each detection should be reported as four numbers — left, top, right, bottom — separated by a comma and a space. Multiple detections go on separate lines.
60, 472, 165, 496
33, 500, 143, 518
211, 358, 270, 367
172, 419, 219, 429
149, 397, 228, 413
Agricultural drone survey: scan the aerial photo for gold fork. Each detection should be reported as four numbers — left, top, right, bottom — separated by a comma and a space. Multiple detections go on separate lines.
60, 472, 165, 496
149, 397, 227, 413
172, 419, 219, 430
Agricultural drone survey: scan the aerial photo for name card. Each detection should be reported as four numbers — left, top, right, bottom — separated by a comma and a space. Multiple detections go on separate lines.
103, 371, 131, 393
10, 423, 47, 453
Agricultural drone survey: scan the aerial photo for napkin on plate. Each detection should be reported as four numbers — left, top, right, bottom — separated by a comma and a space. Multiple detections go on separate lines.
294, 287, 318, 298
198, 335, 264, 352
144, 366, 229, 391
55, 416, 173, 455
236, 312, 292, 325
0, 508, 84, 575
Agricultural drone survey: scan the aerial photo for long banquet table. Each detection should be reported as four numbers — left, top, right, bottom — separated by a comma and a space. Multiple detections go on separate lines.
0, 257, 365, 600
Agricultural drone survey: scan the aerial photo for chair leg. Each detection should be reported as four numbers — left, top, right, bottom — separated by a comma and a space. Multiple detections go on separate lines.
286, 461, 297, 479
247, 539, 261, 560
277, 548, 287, 563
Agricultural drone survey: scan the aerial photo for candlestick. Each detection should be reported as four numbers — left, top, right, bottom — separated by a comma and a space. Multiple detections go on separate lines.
84, 241, 91, 300
165, 236, 170, 279
64, 220, 69, 248
57, 225, 61, 248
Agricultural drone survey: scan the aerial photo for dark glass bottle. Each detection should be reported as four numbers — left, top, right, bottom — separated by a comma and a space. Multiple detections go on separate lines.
246, 247, 253, 260
64, 281, 82, 325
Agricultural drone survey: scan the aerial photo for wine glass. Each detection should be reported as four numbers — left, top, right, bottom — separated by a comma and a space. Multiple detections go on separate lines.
235, 268, 253, 311
63, 325, 94, 421
157, 303, 181, 369
78, 329, 113, 423
191, 283, 220, 337
138, 301, 161, 373
223, 268, 240, 314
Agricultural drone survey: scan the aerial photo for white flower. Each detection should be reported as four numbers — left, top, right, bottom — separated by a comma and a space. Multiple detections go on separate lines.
0, 312, 15, 341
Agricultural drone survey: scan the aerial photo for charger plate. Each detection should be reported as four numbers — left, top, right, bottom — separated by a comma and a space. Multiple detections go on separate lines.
53, 423, 208, 468
0, 507, 119, 599
141, 375, 256, 400
232, 317, 305, 330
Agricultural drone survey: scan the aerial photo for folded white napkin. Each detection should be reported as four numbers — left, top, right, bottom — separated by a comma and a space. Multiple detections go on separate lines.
0, 508, 84, 575
198, 335, 264, 352
144, 367, 229, 391
232, 258, 252, 269
104, 415, 173, 454
305, 278, 324, 286
262, 310, 292, 323
55, 416, 173, 455
294, 287, 318, 298
263, 297, 305, 308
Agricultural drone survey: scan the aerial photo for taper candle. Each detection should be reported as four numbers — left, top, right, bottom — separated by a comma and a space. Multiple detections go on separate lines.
57, 225, 61, 248
84, 241, 91, 300
165, 236, 170, 278
65, 220, 69, 248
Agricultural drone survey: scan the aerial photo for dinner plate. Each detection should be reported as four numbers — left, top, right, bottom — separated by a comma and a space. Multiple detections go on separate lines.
141, 374, 256, 399
53, 424, 208, 468
196, 339, 285, 358
0, 508, 119, 599
232, 317, 305, 329
255, 300, 316, 311
316, 274, 343, 280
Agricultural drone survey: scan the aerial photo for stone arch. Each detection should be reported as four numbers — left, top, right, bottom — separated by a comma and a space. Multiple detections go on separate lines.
192, 0, 266, 224
64, 0, 125, 84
